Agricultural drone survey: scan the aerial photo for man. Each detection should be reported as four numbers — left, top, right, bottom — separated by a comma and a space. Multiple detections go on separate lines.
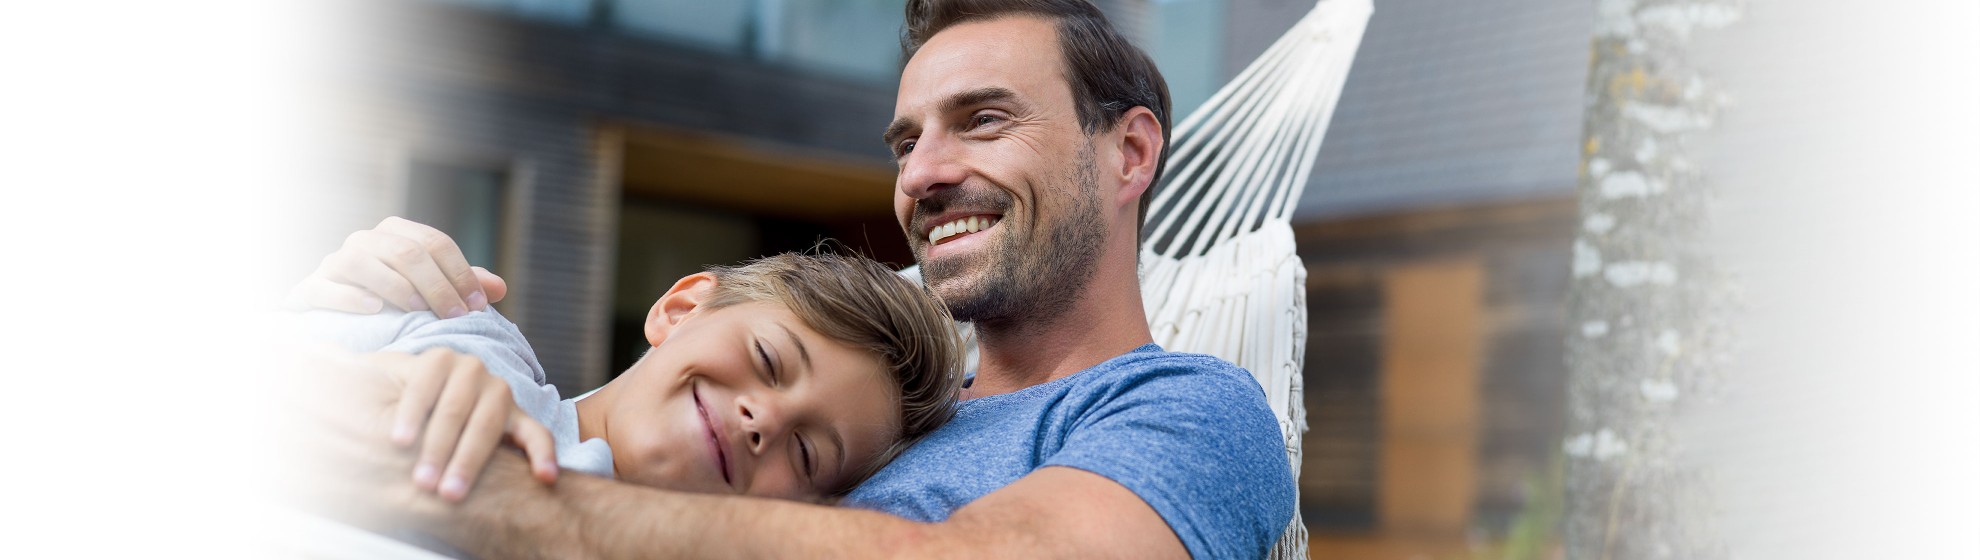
295, 1, 1294, 557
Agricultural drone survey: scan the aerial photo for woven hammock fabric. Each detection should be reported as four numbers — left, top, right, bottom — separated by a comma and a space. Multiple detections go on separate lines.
1140, 1, 1371, 558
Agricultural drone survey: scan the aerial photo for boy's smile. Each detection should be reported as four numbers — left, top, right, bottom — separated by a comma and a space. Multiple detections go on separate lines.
576, 290, 901, 501
692, 380, 735, 489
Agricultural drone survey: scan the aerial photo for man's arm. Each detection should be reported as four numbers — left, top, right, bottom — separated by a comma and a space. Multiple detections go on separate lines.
295, 358, 1187, 560
419, 450, 1188, 560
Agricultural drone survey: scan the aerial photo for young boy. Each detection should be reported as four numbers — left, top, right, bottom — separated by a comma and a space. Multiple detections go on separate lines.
299, 252, 964, 504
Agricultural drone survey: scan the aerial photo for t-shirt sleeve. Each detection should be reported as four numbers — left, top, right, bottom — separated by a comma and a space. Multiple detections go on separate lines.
1041, 356, 1296, 560
292, 308, 549, 401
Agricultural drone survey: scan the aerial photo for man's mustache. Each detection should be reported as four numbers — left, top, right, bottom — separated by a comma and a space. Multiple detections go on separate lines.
909, 188, 1014, 238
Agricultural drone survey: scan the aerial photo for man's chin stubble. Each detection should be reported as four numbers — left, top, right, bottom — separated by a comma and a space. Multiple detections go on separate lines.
924, 253, 1000, 323
924, 245, 1091, 331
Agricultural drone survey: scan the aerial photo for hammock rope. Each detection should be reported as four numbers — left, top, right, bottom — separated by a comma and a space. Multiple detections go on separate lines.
1140, 1, 1371, 558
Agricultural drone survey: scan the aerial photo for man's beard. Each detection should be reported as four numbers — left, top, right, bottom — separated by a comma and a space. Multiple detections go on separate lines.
917, 147, 1105, 327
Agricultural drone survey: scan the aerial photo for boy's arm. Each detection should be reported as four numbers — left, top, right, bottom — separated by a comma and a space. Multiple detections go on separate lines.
286, 217, 541, 392
293, 307, 548, 391
293, 307, 561, 501
290, 308, 430, 354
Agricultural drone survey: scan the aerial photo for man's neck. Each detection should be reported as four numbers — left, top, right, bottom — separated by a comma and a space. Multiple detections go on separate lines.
968, 245, 1153, 397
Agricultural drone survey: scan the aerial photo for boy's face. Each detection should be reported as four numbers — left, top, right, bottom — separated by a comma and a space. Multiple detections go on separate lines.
580, 274, 901, 501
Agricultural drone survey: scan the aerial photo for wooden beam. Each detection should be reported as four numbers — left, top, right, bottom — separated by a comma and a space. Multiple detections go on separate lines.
618, 124, 896, 220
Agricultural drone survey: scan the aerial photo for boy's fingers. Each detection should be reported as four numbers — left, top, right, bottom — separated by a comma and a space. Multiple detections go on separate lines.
413, 365, 481, 491
437, 388, 512, 502
470, 267, 507, 305
375, 217, 487, 313
508, 412, 559, 484
333, 231, 434, 312
390, 362, 448, 446
355, 228, 472, 319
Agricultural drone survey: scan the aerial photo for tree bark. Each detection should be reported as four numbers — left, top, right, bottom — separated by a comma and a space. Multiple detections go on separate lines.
1564, 1, 1742, 558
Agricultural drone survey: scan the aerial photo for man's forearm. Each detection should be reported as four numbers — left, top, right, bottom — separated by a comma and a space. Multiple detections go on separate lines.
295, 373, 1184, 559
421, 451, 936, 560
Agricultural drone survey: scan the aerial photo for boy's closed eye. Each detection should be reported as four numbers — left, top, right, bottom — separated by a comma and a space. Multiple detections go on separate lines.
754, 338, 779, 386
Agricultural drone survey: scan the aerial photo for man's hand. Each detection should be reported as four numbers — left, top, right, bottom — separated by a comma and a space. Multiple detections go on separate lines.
287, 217, 508, 318
369, 350, 559, 502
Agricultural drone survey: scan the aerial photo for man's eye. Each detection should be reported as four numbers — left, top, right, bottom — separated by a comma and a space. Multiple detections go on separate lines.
897, 139, 916, 156
970, 114, 1001, 128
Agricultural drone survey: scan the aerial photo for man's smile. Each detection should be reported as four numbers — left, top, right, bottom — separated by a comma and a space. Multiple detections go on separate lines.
906, 186, 1016, 259
927, 214, 1001, 246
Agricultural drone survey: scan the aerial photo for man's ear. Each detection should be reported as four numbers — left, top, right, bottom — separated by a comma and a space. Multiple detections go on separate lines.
1108, 106, 1164, 210
646, 272, 717, 346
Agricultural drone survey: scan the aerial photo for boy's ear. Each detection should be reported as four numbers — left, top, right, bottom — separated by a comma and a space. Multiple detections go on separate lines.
646, 272, 717, 346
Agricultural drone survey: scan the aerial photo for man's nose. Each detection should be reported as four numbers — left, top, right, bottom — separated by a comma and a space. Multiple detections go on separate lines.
896, 136, 967, 200
735, 396, 786, 455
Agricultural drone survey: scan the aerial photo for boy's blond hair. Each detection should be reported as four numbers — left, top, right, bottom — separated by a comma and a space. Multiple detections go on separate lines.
702, 252, 964, 494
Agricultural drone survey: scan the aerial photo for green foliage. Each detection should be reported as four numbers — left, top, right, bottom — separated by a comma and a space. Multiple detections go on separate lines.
1466, 454, 1564, 560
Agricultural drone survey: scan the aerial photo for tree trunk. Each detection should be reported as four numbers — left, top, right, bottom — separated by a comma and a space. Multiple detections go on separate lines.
1564, 1, 1742, 558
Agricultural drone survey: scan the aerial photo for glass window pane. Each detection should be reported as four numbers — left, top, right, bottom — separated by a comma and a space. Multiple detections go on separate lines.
1148, 0, 1227, 119
405, 162, 507, 273
432, 0, 593, 25
610, 0, 754, 54
764, 0, 906, 83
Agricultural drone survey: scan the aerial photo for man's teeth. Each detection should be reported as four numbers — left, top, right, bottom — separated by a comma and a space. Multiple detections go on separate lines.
929, 216, 999, 245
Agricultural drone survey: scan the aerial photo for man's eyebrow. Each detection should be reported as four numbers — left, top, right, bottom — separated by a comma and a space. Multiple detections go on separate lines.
943, 86, 1020, 114
880, 87, 1023, 148
882, 117, 917, 150
777, 323, 812, 373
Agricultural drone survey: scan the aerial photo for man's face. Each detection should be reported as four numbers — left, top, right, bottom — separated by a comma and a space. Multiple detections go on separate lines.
596, 301, 898, 501
886, 15, 1107, 324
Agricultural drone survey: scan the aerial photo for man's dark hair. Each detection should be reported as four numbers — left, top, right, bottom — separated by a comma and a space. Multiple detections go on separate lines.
902, 0, 1172, 234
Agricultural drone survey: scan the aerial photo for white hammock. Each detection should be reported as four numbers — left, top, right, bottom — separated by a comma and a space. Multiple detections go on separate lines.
1138, 0, 1370, 557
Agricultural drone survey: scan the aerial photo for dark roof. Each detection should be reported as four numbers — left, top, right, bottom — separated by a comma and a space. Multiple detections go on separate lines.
1225, 0, 1594, 221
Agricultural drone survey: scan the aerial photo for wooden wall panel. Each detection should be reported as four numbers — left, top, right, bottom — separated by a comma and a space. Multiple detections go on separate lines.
1378, 261, 1484, 536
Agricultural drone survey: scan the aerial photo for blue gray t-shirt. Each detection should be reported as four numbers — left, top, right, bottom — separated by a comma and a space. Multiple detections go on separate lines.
844, 344, 1294, 559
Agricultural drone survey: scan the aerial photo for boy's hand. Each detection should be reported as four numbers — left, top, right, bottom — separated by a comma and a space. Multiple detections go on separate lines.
286, 216, 508, 318
367, 349, 559, 502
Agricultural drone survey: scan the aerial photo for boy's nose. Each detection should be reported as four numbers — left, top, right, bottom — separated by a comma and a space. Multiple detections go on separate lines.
736, 397, 785, 455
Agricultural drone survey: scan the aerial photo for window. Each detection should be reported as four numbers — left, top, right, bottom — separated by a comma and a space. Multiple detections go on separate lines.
609, 0, 754, 54
605, 0, 906, 83
1148, 0, 1228, 118
432, 0, 594, 24
765, 0, 906, 83
404, 160, 511, 276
